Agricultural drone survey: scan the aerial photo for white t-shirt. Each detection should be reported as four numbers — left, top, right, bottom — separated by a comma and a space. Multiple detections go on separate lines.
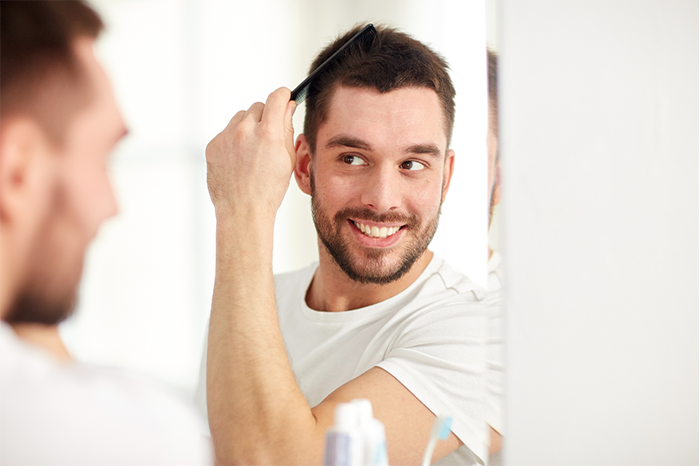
0, 322, 213, 466
196, 255, 490, 465
485, 251, 505, 436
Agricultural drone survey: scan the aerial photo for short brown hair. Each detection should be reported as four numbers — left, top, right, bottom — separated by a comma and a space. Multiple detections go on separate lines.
487, 48, 498, 138
0, 1, 104, 143
303, 24, 456, 154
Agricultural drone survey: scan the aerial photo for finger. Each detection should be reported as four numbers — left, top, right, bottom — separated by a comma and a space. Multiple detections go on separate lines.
246, 101, 265, 123
225, 110, 247, 130
284, 100, 297, 136
261, 87, 292, 124
284, 100, 297, 167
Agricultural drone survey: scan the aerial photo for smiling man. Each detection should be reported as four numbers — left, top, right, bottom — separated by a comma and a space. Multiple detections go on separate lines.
202, 25, 494, 465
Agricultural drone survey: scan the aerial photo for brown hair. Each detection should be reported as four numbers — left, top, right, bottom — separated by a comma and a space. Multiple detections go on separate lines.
0, 1, 104, 143
303, 24, 456, 154
487, 48, 498, 138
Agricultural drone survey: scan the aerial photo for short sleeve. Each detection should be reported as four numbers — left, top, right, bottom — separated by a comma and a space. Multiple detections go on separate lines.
376, 299, 489, 465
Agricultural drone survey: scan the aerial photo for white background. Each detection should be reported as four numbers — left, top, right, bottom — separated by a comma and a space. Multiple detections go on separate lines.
60, 0, 489, 400
499, 1, 698, 464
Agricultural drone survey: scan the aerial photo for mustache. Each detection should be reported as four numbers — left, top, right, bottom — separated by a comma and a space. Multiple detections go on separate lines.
333, 207, 420, 228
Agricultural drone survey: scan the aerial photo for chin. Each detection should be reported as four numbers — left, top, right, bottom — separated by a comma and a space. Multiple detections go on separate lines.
339, 250, 422, 285
5, 262, 82, 326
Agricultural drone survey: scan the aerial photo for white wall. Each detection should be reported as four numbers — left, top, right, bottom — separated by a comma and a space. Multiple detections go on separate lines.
60, 0, 488, 400
500, 1, 698, 464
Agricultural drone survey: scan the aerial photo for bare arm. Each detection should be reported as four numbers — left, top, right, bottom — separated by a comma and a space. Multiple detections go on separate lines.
205, 88, 473, 465
206, 87, 316, 463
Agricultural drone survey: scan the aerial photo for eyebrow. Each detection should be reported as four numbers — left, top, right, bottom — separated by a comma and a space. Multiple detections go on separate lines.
325, 135, 372, 151
325, 134, 442, 158
405, 143, 442, 159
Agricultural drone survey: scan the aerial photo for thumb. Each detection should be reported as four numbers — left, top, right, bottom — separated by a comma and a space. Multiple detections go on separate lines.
285, 100, 297, 135
284, 100, 297, 165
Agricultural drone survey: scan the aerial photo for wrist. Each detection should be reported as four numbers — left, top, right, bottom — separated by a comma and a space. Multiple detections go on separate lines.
215, 209, 275, 261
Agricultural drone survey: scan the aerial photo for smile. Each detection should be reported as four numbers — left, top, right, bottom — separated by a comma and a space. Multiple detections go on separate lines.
352, 221, 402, 239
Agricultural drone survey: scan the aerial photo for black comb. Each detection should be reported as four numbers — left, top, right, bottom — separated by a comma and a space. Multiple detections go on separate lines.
290, 24, 377, 104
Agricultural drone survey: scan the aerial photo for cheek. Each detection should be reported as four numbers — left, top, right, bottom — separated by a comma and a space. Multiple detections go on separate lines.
409, 193, 440, 217
313, 167, 358, 204
408, 177, 445, 214
60, 157, 113, 233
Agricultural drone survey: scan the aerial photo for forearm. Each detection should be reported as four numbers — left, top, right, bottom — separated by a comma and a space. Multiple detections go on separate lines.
206, 214, 324, 465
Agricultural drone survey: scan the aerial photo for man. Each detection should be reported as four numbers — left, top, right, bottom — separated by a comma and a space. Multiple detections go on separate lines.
485, 48, 505, 465
201, 25, 498, 465
486, 48, 503, 290
0, 3, 212, 464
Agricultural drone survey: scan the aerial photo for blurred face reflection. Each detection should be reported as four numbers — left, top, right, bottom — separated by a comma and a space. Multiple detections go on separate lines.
6, 39, 125, 325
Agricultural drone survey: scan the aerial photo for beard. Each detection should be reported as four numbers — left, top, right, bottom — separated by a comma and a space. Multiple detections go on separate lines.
310, 174, 441, 285
5, 281, 77, 326
4, 183, 81, 326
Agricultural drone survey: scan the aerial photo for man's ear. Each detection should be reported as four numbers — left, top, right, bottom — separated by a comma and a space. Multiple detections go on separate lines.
294, 134, 313, 195
441, 149, 456, 201
0, 118, 52, 224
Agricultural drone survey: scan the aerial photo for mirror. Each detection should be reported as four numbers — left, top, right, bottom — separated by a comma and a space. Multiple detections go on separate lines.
59, 5, 496, 454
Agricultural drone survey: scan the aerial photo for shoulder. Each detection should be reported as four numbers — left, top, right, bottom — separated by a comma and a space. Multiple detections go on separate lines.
412, 256, 487, 308
274, 262, 317, 288
273, 262, 318, 304
0, 326, 212, 465
380, 258, 489, 342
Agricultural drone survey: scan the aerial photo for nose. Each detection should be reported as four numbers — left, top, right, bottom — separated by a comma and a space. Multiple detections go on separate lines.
360, 164, 401, 212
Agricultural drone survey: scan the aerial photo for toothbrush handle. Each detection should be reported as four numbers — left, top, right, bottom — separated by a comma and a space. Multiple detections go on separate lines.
420, 438, 438, 466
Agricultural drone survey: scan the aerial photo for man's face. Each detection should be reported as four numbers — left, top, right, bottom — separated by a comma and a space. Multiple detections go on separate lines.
7, 38, 125, 324
301, 86, 454, 284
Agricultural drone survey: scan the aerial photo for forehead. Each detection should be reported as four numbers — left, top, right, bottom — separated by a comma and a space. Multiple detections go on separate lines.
73, 38, 119, 113
318, 86, 448, 152
64, 38, 125, 149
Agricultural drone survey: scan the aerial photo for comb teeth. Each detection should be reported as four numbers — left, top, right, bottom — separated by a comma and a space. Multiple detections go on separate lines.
292, 87, 309, 104
290, 24, 377, 104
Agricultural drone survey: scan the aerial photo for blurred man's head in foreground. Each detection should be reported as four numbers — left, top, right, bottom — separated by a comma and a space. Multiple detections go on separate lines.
0, 1, 126, 325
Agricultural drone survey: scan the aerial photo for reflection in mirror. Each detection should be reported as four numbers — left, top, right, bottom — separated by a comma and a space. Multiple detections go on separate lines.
42, 1, 496, 465
485, 0, 505, 464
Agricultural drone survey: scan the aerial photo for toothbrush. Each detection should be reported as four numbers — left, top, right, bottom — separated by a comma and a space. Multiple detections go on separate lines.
420, 415, 453, 466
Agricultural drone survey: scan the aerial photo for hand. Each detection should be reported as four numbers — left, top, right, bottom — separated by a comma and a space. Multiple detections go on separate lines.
206, 87, 297, 221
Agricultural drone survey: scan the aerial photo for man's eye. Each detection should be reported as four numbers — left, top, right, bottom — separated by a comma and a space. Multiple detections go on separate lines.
343, 155, 366, 165
400, 160, 426, 171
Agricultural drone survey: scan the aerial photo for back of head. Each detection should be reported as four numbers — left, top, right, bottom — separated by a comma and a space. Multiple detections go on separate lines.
0, 1, 103, 144
303, 24, 456, 154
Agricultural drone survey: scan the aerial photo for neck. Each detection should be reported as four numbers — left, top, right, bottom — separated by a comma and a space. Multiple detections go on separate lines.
12, 323, 73, 361
0, 232, 21, 321
306, 246, 433, 312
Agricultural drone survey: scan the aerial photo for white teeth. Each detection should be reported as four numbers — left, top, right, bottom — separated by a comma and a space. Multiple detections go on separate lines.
353, 221, 401, 239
